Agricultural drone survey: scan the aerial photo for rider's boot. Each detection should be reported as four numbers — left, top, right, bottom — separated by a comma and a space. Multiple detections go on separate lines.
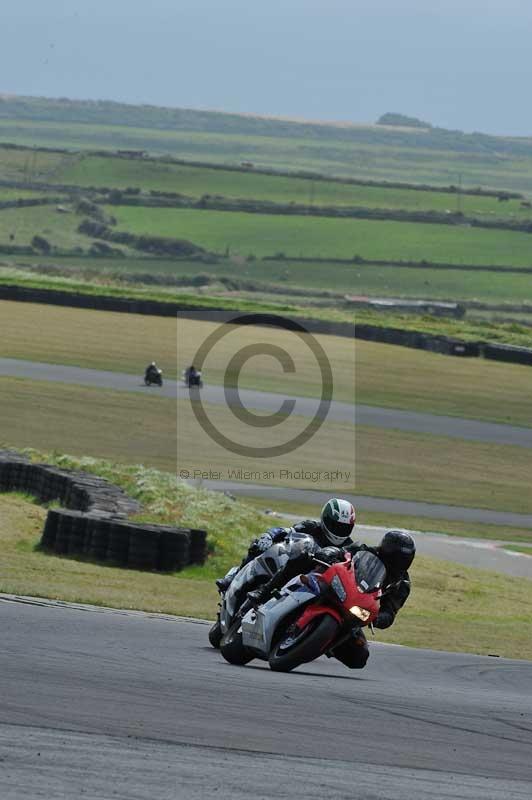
247, 568, 287, 606
215, 565, 239, 592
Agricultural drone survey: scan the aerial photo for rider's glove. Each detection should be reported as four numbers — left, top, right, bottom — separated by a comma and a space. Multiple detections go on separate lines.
374, 610, 394, 629
249, 527, 289, 557
268, 527, 290, 542
248, 533, 274, 557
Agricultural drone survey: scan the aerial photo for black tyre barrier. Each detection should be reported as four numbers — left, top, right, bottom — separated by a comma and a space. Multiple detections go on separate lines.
159, 527, 190, 572
189, 528, 208, 565
41, 508, 62, 550
106, 521, 133, 566
128, 526, 160, 571
55, 511, 75, 555
0, 450, 208, 571
482, 342, 532, 367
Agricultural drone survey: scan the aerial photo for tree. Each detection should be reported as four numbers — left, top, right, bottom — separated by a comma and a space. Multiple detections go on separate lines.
31, 235, 51, 254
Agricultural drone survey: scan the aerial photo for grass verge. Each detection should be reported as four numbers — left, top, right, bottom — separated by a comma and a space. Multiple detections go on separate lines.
500, 545, 532, 556
3, 377, 532, 514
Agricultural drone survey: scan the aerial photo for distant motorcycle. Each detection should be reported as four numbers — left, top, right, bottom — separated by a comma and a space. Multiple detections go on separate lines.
144, 368, 163, 387
182, 369, 203, 388
219, 549, 391, 673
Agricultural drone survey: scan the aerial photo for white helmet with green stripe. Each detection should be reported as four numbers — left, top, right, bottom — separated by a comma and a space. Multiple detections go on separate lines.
320, 498, 356, 546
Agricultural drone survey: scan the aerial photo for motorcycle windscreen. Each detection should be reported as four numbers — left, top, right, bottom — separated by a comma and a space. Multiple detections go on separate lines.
352, 551, 386, 593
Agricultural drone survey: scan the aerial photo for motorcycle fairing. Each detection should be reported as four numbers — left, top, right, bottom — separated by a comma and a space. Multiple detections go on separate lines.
219, 531, 316, 633
240, 577, 317, 657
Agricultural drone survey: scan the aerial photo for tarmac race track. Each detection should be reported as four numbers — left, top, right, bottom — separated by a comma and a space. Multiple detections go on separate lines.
1, 596, 531, 800
2, 357, 532, 448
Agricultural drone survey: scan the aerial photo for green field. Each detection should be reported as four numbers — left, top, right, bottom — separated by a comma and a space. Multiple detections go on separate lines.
0, 204, 90, 249
4, 111, 532, 193
48, 154, 532, 218
107, 206, 532, 266
0, 145, 71, 182
0, 188, 52, 200
2, 145, 532, 220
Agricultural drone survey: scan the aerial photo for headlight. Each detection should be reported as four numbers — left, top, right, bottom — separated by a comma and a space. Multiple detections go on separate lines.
331, 575, 347, 602
349, 605, 371, 622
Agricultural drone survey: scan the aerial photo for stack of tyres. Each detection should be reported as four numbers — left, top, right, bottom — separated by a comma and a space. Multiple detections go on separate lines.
128, 526, 160, 570
54, 474, 70, 506
8, 462, 22, 492
189, 529, 208, 565
42, 469, 61, 504
87, 516, 110, 561
64, 483, 87, 511
41, 508, 62, 550
15, 462, 30, 492
26, 464, 43, 499
55, 510, 76, 554
0, 461, 9, 491
38, 469, 55, 503
67, 511, 89, 555
159, 528, 190, 572
106, 521, 132, 566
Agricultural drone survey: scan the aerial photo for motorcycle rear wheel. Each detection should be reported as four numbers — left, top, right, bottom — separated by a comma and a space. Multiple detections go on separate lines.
269, 614, 339, 673
220, 619, 254, 665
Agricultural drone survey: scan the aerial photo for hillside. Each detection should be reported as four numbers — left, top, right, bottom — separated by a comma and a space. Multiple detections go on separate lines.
2, 95, 532, 191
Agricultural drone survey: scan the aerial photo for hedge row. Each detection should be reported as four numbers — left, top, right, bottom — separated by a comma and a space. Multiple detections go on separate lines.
0, 450, 208, 571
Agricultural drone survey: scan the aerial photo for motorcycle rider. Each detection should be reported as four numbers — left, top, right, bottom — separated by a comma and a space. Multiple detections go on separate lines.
145, 361, 159, 381
216, 498, 357, 595
331, 530, 415, 669
185, 364, 201, 387
218, 522, 415, 671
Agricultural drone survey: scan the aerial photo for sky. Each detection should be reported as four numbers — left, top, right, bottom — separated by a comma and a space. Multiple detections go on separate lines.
2, 0, 532, 136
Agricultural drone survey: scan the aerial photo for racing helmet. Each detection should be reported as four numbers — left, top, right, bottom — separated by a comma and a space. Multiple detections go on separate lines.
378, 530, 416, 575
320, 498, 356, 546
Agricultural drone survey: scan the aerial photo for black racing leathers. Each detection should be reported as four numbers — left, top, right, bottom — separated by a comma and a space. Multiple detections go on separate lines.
247, 519, 345, 560
345, 542, 411, 629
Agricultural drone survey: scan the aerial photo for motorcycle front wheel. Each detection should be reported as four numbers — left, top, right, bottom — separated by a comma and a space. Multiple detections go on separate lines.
220, 619, 254, 666
269, 614, 339, 673
208, 617, 223, 649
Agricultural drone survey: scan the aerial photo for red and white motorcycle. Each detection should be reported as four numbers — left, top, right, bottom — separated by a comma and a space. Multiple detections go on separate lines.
220, 549, 396, 672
